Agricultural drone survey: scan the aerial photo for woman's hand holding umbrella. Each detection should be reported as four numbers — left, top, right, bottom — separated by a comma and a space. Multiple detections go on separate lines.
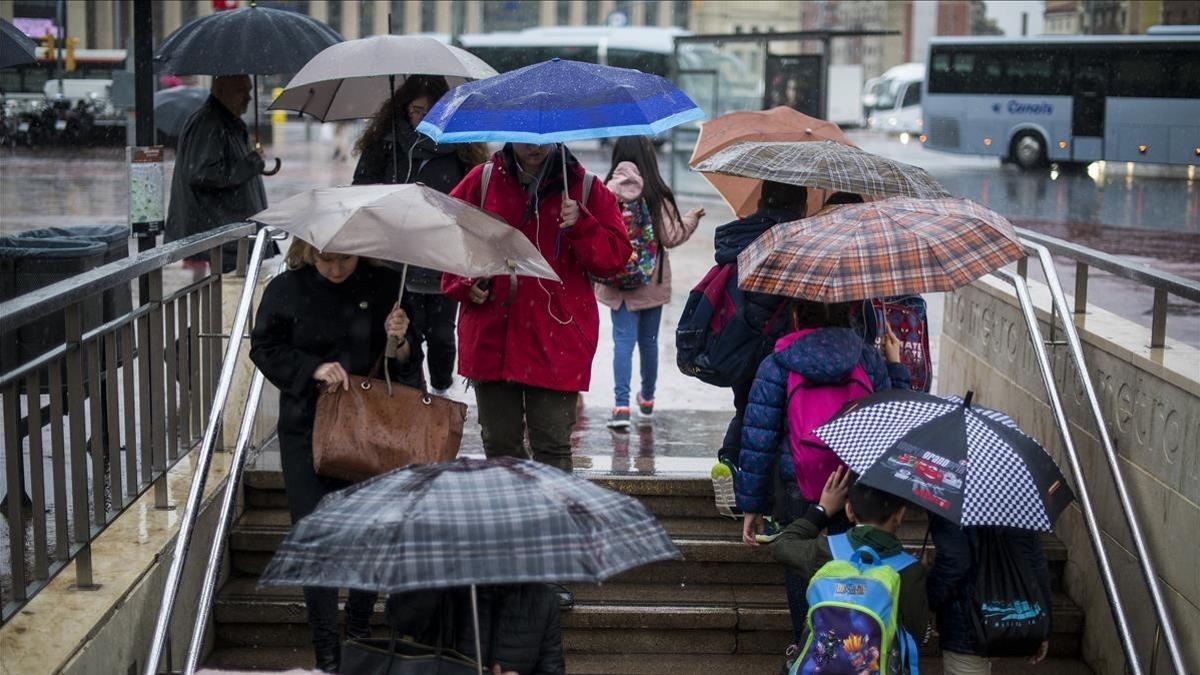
385, 304, 412, 360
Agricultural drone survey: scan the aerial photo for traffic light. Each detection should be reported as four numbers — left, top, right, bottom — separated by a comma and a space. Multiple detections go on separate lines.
65, 37, 79, 71
212, 0, 238, 9
41, 32, 55, 52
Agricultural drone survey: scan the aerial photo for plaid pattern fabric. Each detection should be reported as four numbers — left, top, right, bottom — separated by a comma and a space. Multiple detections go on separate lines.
737, 197, 1024, 302
260, 457, 680, 593
692, 140, 949, 200
816, 390, 1072, 530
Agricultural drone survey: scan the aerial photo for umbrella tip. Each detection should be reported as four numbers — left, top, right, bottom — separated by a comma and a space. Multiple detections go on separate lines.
963, 390, 974, 408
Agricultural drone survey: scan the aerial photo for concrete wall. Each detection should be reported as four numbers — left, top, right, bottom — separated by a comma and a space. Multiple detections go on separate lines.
939, 277, 1200, 675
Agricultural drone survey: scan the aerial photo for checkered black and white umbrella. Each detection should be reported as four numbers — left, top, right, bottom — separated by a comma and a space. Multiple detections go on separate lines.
815, 389, 1074, 531
259, 457, 680, 593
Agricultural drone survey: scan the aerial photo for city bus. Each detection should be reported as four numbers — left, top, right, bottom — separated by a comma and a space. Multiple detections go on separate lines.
922, 34, 1200, 169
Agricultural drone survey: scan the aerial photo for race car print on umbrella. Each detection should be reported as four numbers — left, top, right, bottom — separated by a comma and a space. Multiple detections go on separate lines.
815, 389, 1075, 530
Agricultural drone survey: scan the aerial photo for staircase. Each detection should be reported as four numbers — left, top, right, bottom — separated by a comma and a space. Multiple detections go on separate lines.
205, 469, 1091, 674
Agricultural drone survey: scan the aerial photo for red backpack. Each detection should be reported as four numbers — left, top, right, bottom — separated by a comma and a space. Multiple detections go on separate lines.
778, 330, 874, 502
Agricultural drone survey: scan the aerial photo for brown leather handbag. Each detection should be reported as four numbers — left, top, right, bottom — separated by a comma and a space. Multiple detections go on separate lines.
312, 356, 467, 483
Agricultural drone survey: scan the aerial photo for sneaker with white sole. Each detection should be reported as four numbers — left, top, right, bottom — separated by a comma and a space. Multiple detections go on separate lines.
607, 407, 631, 429
636, 393, 654, 417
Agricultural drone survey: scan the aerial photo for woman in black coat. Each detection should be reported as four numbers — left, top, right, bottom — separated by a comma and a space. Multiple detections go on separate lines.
385, 584, 565, 675
249, 239, 423, 673
351, 75, 489, 394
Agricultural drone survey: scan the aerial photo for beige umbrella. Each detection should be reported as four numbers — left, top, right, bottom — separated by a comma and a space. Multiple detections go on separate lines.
251, 183, 559, 286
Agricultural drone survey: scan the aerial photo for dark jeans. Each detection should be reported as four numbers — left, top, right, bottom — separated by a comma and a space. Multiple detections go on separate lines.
279, 430, 378, 656
474, 381, 577, 472
407, 292, 458, 390
776, 475, 851, 645
718, 378, 754, 466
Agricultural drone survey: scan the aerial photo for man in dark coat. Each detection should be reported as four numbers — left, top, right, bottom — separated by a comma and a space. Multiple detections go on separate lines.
166, 74, 267, 273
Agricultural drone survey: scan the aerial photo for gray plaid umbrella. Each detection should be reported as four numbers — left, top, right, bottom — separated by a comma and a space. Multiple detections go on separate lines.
259, 457, 680, 593
692, 140, 950, 200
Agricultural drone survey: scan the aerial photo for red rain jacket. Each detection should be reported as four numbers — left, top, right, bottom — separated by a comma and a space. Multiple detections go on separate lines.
442, 152, 632, 392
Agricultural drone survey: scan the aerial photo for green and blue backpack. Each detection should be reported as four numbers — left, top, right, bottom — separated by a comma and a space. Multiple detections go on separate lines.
593, 198, 659, 290
788, 534, 919, 675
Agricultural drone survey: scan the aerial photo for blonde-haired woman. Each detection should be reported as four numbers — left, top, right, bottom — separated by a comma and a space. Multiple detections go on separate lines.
249, 239, 423, 673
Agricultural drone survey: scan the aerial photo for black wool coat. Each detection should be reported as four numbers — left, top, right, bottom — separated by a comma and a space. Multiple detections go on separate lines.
249, 263, 424, 451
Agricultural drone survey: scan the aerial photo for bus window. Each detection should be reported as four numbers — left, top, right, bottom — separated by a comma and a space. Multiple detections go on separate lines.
1110, 53, 1166, 98
901, 82, 921, 108
608, 49, 669, 77
1004, 50, 1065, 95
1177, 52, 1200, 98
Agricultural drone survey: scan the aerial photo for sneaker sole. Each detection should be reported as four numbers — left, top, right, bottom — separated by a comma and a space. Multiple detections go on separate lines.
607, 420, 631, 429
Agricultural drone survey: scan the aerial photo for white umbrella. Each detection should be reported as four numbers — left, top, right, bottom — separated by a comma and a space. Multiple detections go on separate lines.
269, 35, 497, 122
251, 184, 560, 286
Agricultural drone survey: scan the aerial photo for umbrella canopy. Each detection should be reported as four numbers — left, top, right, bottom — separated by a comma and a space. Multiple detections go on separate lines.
692, 140, 950, 201
0, 18, 37, 69
269, 35, 497, 122
154, 4, 342, 76
736, 197, 1024, 302
688, 107, 852, 218
251, 184, 561, 283
815, 389, 1075, 530
153, 85, 209, 137
259, 457, 681, 592
415, 58, 704, 144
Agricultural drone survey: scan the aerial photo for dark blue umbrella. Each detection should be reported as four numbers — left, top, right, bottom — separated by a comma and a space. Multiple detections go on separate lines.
415, 58, 704, 144
0, 18, 38, 69
153, 85, 209, 138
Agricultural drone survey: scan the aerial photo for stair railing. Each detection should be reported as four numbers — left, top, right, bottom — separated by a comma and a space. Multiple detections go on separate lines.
1015, 236, 1187, 675
144, 228, 272, 675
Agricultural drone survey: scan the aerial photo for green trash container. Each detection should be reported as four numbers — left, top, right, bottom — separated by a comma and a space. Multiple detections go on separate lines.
0, 236, 106, 374
20, 225, 132, 323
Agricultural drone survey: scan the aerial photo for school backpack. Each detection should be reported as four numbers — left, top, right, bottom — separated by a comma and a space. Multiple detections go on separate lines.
675, 263, 787, 387
969, 529, 1051, 656
870, 295, 931, 392
594, 198, 660, 290
789, 534, 919, 675
777, 330, 874, 502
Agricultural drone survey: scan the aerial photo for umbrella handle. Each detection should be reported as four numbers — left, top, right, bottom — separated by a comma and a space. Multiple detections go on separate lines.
261, 157, 281, 175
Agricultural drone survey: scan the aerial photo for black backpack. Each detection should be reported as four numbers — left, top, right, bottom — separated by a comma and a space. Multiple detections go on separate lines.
969, 529, 1051, 656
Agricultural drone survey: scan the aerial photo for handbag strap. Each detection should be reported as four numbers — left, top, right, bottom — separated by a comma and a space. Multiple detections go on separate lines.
369, 349, 395, 397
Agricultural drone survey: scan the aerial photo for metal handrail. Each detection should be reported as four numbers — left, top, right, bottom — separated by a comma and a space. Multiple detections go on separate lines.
143, 228, 271, 675
992, 268, 1143, 674
1014, 226, 1200, 349
1017, 241, 1186, 674
0, 222, 255, 333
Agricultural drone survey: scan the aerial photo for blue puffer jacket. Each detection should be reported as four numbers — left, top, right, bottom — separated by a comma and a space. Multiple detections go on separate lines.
734, 327, 911, 515
927, 516, 1052, 656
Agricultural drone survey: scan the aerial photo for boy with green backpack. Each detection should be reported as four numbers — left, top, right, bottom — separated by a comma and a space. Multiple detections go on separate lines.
771, 467, 929, 675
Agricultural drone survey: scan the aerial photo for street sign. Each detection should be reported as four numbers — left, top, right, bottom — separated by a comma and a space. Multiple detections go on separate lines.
127, 145, 165, 237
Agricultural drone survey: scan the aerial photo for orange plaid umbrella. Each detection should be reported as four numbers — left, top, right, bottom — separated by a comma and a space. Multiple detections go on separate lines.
689, 107, 853, 218
736, 198, 1024, 302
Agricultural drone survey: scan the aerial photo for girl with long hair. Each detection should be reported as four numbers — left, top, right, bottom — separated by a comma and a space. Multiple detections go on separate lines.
352, 75, 488, 394
597, 135, 706, 429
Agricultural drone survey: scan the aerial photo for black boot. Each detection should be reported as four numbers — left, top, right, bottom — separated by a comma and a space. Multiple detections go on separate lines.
313, 643, 339, 673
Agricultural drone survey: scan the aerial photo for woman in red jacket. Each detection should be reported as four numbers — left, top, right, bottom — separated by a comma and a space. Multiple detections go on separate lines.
443, 142, 632, 472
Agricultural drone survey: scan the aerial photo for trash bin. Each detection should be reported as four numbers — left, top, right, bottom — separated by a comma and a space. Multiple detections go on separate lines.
20, 225, 132, 322
0, 235, 106, 373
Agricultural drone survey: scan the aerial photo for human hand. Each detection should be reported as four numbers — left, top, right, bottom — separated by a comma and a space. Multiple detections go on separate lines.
742, 513, 764, 547
880, 323, 902, 364
560, 198, 579, 228
384, 304, 410, 339
469, 280, 491, 305
686, 207, 706, 221
819, 466, 851, 516
1029, 640, 1049, 665
313, 362, 350, 391
491, 665, 518, 675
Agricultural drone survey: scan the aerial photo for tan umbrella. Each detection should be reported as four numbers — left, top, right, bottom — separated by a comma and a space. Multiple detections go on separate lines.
251, 183, 561, 287
688, 106, 853, 218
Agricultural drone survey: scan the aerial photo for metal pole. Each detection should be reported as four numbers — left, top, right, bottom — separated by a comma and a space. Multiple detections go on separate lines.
1021, 242, 1187, 674
144, 229, 271, 675
182, 370, 267, 674
55, 0, 64, 97
470, 584, 484, 675
993, 269, 1143, 674
133, 0, 157, 298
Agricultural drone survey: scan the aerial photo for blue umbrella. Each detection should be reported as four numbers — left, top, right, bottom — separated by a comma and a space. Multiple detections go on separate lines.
415, 57, 704, 144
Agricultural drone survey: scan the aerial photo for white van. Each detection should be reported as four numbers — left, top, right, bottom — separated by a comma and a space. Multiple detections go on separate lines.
867, 63, 924, 135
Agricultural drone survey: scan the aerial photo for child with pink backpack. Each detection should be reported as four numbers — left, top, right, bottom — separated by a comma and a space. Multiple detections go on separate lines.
734, 299, 910, 649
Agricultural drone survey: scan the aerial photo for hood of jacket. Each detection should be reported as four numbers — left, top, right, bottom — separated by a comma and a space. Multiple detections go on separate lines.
606, 161, 644, 202
713, 207, 803, 265
773, 327, 868, 384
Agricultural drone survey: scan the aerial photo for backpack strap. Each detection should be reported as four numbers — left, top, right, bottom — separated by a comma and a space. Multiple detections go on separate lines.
827, 533, 854, 561
480, 162, 493, 207
878, 548, 918, 572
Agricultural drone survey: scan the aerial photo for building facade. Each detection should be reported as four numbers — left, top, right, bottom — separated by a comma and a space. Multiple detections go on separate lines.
1043, 0, 1196, 34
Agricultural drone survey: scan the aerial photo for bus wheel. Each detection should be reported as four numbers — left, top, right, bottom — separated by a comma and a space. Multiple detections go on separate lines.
1011, 133, 1046, 170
